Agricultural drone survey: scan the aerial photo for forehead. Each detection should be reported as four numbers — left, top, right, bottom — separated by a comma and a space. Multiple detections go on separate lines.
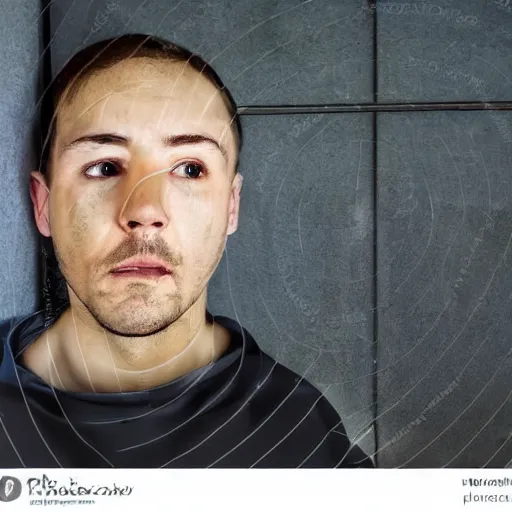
56, 57, 235, 145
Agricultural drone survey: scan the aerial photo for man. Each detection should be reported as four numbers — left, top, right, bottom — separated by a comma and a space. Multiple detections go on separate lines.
0, 34, 373, 468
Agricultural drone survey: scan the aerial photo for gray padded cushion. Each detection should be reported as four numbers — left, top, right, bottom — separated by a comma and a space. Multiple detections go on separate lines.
378, 0, 512, 102
377, 112, 512, 467
0, 0, 41, 323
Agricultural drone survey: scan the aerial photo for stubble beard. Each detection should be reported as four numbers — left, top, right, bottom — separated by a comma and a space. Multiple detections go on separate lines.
86, 288, 187, 338
54, 225, 227, 337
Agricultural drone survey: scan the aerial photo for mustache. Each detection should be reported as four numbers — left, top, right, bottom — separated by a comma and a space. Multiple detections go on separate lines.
104, 236, 183, 269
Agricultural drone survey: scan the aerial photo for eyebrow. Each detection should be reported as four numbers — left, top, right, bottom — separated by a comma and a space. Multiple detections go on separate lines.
62, 132, 228, 161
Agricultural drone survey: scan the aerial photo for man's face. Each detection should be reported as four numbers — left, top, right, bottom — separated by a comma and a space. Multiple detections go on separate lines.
30, 57, 242, 336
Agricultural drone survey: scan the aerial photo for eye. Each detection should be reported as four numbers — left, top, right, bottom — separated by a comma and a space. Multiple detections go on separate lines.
173, 162, 206, 179
84, 161, 120, 178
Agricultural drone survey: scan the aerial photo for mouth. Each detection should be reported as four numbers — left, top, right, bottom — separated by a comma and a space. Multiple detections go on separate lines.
111, 266, 172, 279
111, 256, 174, 280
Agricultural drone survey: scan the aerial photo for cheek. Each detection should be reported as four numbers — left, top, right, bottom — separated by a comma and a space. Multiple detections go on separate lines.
174, 188, 229, 258
52, 189, 109, 267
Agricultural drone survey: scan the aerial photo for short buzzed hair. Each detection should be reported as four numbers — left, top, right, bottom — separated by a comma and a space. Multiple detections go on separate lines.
40, 33, 243, 186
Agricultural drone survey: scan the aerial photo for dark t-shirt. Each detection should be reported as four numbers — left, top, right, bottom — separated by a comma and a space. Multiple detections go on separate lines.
0, 310, 374, 468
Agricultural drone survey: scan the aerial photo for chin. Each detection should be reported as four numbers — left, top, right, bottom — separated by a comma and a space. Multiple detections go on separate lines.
100, 316, 173, 337
91, 302, 184, 337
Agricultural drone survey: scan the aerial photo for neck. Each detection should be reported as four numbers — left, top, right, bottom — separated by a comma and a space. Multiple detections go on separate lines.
24, 291, 230, 393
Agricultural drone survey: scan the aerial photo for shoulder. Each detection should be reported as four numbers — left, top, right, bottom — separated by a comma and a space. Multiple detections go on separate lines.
264, 356, 346, 433
212, 318, 375, 467
250, 352, 375, 467
248, 350, 336, 423
230, 327, 340, 423
256, 350, 333, 403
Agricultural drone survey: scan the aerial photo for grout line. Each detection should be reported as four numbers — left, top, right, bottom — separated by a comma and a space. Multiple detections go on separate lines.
238, 102, 512, 115
370, 0, 380, 469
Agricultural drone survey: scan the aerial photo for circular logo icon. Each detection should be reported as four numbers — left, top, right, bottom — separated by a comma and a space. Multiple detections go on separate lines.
0, 476, 22, 502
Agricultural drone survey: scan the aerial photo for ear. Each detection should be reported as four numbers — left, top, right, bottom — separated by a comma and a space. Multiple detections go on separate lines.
30, 171, 51, 237
226, 173, 243, 236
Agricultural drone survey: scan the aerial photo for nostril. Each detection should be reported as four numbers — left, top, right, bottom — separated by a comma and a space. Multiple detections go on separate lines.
126, 220, 164, 229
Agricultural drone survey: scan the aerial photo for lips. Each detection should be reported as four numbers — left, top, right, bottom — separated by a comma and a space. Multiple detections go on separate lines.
111, 257, 173, 275
112, 267, 170, 277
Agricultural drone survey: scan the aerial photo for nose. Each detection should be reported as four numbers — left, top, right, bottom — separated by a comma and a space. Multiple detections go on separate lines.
118, 166, 170, 235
